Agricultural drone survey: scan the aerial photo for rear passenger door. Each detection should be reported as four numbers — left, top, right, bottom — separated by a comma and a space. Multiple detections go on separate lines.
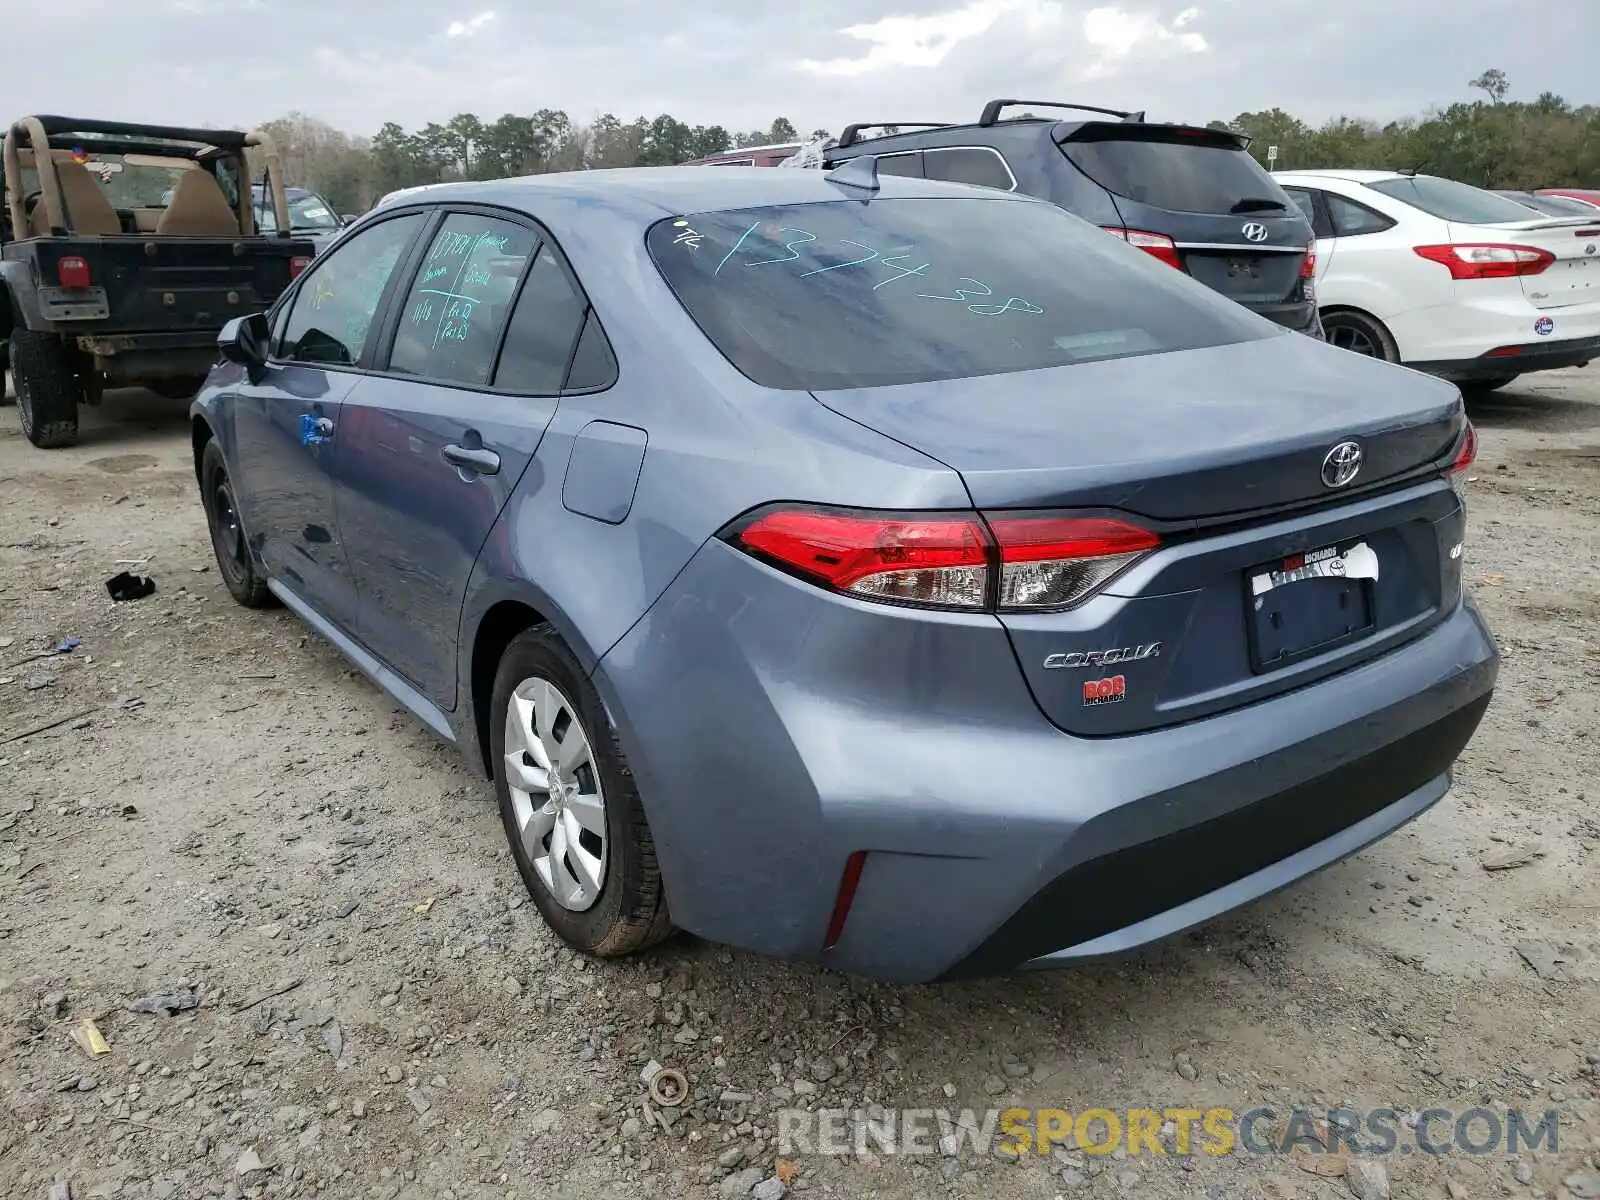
331, 207, 601, 710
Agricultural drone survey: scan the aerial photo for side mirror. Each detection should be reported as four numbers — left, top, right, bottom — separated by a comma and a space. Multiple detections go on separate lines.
219, 312, 270, 381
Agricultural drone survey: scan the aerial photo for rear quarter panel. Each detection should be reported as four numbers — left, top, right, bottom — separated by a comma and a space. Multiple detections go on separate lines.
454, 197, 969, 744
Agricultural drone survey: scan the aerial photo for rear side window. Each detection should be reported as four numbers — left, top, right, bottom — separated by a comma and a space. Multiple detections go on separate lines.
872, 153, 924, 178
1325, 194, 1395, 237
921, 148, 1013, 191
492, 247, 587, 393
1366, 175, 1554, 224
387, 213, 538, 386
1061, 130, 1294, 215
646, 197, 1274, 392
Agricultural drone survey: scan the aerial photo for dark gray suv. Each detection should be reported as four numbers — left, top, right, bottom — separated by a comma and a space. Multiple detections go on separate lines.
823, 99, 1322, 335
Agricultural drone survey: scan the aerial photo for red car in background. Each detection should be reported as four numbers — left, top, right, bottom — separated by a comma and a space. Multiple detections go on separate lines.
1537, 187, 1600, 210
679, 142, 801, 168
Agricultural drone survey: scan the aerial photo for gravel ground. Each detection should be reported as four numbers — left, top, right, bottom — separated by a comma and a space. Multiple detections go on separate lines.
0, 370, 1597, 1200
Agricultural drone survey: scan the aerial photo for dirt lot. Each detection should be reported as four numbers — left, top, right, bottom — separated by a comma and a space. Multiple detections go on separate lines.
0, 372, 1597, 1200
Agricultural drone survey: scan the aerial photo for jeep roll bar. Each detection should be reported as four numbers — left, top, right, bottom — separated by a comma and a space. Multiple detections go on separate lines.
3, 115, 292, 238
976, 99, 1144, 126
835, 123, 953, 149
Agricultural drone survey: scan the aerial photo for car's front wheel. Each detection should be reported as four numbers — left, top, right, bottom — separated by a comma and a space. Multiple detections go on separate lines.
491, 624, 674, 957
199, 439, 275, 608
1321, 309, 1398, 363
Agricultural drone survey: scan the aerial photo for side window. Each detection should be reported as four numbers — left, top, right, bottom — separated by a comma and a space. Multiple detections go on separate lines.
873, 153, 924, 179
492, 245, 587, 393
1281, 187, 1334, 239
564, 311, 619, 391
1326, 193, 1396, 237
387, 213, 538, 387
278, 213, 422, 365
921, 147, 1014, 191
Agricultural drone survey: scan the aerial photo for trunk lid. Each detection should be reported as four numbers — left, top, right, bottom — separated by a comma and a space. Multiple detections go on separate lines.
810, 333, 1462, 519
811, 334, 1468, 737
1452, 216, 1600, 310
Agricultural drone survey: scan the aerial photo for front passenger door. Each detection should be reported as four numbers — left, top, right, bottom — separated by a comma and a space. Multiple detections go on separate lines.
229, 212, 425, 629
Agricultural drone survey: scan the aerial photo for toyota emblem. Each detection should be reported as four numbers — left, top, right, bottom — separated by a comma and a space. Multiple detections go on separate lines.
1321, 441, 1363, 488
1241, 222, 1270, 243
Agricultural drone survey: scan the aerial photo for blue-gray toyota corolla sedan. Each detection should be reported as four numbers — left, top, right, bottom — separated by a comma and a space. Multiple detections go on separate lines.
190, 164, 1498, 984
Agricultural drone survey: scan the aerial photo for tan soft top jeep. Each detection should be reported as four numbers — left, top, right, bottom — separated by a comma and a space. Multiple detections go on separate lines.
0, 115, 316, 447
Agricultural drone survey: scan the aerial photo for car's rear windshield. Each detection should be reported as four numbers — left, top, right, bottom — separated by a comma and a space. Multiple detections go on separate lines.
645, 197, 1276, 391
1365, 176, 1542, 224
1058, 130, 1294, 215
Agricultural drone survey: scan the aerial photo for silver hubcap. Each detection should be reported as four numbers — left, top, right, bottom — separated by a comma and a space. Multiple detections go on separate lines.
503, 676, 607, 911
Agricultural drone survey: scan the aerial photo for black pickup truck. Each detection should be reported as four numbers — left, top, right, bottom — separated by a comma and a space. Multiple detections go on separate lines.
1, 115, 316, 447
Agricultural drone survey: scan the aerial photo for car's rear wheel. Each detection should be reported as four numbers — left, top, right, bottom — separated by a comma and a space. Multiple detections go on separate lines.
491, 624, 674, 957
1321, 310, 1398, 363
199, 439, 275, 608
12, 330, 81, 448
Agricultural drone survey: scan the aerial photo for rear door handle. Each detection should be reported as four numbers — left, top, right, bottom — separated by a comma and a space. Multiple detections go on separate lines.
442, 444, 501, 475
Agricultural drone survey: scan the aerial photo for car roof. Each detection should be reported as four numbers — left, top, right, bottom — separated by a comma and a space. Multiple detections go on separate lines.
1272, 169, 1407, 184
379, 165, 1040, 222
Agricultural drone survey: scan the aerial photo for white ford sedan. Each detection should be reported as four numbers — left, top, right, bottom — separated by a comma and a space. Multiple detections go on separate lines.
1275, 169, 1600, 395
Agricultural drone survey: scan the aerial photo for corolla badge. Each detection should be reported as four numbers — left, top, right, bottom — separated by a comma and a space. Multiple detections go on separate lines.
1043, 643, 1161, 670
1241, 222, 1270, 243
1321, 440, 1363, 488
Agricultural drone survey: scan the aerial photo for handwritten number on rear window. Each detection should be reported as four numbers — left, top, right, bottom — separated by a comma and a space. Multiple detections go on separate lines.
918, 278, 1045, 317
744, 227, 818, 267
706, 221, 1042, 316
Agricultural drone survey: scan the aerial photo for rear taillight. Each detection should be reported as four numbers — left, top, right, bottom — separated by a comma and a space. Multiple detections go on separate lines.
57, 256, 91, 290
289, 255, 312, 278
987, 513, 1160, 609
1300, 243, 1316, 278
726, 505, 1161, 613
1102, 226, 1183, 270
1413, 243, 1554, 280
1448, 422, 1477, 474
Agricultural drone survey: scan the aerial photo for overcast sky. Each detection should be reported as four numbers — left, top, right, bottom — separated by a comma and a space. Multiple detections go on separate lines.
4, 0, 1594, 140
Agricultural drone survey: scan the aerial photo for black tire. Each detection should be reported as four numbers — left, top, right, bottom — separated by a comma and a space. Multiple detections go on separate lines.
491, 624, 675, 957
1459, 375, 1519, 398
199, 439, 275, 608
1320, 309, 1398, 363
11, 330, 81, 448
1, 338, 11, 404
150, 375, 208, 401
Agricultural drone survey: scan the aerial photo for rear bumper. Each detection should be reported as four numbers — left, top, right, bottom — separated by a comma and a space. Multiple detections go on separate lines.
1250, 298, 1320, 335
73, 331, 222, 381
594, 539, 1499, 984
1408, 334, 1600, 382
1389, 287, 1600, 375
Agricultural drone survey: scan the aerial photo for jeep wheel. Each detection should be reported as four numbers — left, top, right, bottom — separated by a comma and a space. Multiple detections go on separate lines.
12, 330, 82, 448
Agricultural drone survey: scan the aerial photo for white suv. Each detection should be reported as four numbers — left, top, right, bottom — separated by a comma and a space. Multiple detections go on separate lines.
1275, 169, 1600, 395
